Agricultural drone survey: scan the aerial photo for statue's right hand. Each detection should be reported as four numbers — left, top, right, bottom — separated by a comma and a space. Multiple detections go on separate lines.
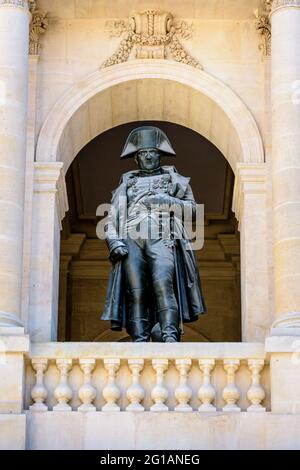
110, 246, 128, 263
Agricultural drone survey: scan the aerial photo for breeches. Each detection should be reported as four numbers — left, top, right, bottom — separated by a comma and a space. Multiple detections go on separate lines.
123, 237, 180, 342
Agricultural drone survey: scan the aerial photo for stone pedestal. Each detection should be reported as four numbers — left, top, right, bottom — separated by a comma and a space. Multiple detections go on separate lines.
0, 335, 29, 414
0, 414, 26, 450
266, 335, 300, 413
232, 164, 270, 341
0, 334, 29, 449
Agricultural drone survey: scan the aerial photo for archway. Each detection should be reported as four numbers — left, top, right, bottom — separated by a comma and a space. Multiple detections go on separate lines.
59, 121, 240, 342
36, 60, 264, 174
30, 60, 269, 343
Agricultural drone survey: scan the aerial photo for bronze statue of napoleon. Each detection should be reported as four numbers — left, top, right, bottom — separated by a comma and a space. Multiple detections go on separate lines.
101, 126, 206, 342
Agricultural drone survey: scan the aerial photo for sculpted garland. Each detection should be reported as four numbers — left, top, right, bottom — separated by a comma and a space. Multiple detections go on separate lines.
102, 9, 202, 69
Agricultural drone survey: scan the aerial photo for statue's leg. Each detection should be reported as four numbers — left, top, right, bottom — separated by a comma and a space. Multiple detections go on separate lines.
146, 239, 180, 343
123, 238, 150, 342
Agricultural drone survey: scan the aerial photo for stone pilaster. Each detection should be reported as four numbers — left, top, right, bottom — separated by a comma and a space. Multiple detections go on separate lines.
232, 163, 270, 341
29, 163, 69, 342
270, 0, 300, 333
0, 0, 30, 332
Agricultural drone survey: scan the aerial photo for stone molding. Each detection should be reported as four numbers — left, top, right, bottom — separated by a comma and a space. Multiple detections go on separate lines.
0, 0, 28, 8
30, 341, 266, 360
271, 312, 300, 334
34, 162, 69, 227
0, 311, 24, 328
36, 61, 264, 176
60, 234, 86, 258
0, 334, 29, 353
232, 163, 267, 223
271, 0, 300, 12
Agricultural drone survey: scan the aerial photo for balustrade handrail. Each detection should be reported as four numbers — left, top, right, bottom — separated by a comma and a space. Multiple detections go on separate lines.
28, 342, 267, 360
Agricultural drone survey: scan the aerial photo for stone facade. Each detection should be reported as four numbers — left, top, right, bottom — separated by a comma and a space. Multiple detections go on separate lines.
0, 0, 300, 450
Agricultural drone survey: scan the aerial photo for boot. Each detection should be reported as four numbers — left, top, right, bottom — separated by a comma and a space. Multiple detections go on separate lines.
157, 307, 180, 343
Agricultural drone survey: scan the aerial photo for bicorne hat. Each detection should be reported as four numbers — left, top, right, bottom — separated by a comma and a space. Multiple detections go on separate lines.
120, 126, 176, 159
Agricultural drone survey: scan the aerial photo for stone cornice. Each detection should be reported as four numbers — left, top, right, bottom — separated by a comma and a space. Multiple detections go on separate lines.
0, 0, 28, 8
232, 163, 267, 224
34, 162, 69, 228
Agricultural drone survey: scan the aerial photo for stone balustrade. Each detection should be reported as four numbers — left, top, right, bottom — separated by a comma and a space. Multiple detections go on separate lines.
25, 343, 269, 413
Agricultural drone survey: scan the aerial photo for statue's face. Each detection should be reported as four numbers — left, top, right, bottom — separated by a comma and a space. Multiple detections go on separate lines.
136, 148, 161, 171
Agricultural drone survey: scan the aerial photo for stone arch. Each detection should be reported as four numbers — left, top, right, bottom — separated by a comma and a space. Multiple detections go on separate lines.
31, 60, 270, 344
36, 60, 264, 176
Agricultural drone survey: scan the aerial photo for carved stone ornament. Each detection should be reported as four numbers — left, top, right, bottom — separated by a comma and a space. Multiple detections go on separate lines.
254, 1, 272, 57
255, 0, 300, 57
102, 9, 202, 69
264, 0, 273, 11
255, 14, 271, 56
29, 0, 48, 55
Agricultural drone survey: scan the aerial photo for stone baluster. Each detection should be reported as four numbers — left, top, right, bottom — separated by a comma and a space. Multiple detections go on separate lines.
150, 359, 169, 412
53, 359, 73, 411
247, 359, 266, 412
102, 359, 121, 412
78, 359, 97, 412
30, 358, 48, 411
222, 359, 241, 412
174, 359, 192, 412
198, 359, 216, 412
126, 359, 145, 412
